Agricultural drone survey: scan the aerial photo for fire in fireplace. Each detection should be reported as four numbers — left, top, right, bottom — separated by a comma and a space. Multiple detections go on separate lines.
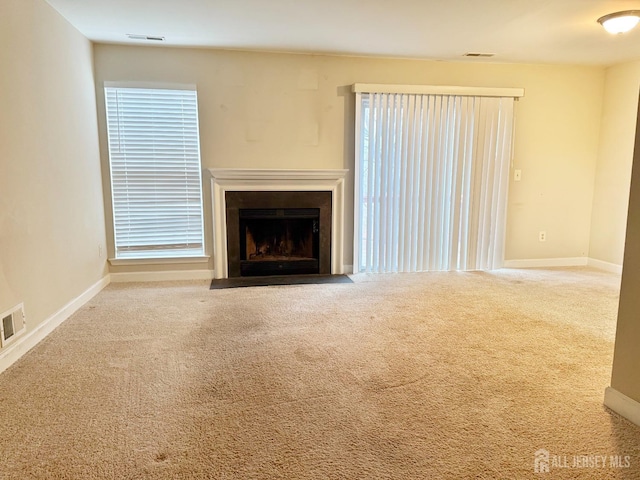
225, 191, 332, 277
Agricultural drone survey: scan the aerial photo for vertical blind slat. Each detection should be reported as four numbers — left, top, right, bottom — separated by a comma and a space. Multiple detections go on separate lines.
373, 93, 384, 272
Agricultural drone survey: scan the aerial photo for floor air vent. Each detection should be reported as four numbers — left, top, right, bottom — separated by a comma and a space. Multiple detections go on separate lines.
1, 303, 25, 347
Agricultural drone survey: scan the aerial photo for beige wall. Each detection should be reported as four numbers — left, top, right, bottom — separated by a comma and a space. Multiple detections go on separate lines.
589, 61, 640, 266
92, 44, 605, 271
611, 97, 640, 403
0, 1, 107, 329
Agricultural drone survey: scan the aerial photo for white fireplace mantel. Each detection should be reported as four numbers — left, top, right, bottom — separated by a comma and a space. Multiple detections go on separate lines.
209, 168, 348, 279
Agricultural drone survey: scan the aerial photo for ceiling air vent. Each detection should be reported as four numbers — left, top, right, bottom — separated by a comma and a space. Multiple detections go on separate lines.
463, 52, 495, 58
126, 34, 165, 42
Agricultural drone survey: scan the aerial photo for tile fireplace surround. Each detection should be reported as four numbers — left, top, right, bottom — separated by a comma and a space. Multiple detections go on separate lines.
209, 169, 348, 279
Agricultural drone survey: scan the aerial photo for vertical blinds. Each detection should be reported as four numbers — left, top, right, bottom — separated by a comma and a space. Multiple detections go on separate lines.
356, 93, 515, 273
105, 87, 205, 258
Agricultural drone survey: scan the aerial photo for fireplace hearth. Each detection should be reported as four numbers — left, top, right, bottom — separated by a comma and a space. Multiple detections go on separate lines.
225, 191, 332, 277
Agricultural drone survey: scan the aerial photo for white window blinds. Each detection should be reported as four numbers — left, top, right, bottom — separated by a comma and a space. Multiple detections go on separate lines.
355, 92, 516, 273
105, 87, 205, 259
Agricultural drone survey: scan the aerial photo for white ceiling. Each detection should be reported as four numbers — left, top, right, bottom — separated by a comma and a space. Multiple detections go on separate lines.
45, 0, 640, 66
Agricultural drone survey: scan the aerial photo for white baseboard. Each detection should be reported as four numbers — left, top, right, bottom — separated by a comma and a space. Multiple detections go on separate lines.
503, 257, 588, 268
503, 256, 622, 273
587, 258, 623, 274
604, 387, 640, 427
110, 269, 215, 283
0, 275, 111, 375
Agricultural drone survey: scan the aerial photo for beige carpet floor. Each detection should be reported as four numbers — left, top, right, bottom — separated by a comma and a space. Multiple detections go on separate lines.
1, 267, 639, 479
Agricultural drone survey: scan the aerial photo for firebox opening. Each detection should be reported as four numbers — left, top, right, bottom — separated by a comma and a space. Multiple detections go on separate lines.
238, 207, 321, 276
243, 219, 318, 262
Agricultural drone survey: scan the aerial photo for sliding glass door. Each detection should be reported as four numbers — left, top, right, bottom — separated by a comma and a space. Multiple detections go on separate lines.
354, 91, 515, 273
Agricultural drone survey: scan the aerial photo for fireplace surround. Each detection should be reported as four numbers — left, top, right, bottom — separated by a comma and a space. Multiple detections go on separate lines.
209, 169, 347, 279
225, 191, 331, 277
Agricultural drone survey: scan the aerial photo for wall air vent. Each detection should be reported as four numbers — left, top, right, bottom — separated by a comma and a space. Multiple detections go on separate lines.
126, 34, 165, 42
463, 52, 495, 57
1, 303, 26, 348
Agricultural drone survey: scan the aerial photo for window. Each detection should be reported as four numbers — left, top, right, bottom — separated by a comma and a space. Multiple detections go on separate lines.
354, 87, 518, 273
105, 86, 205, 259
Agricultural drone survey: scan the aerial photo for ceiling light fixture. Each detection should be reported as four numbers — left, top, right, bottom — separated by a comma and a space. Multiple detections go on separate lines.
597, 10, 640, 34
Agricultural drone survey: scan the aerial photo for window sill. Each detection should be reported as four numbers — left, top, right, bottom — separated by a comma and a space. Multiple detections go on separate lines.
108, 256, 210, 267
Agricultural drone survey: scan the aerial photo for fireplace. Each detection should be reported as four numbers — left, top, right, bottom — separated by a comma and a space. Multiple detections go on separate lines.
225, 191, 332, 277
209, 169, 347, 279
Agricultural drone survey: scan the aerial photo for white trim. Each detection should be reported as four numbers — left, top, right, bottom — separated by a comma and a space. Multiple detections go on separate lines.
352, 83, 525, 98
503, 257, 624, 272
0, 275, 110, 375
209, 168, 348, 181
108, 255, 210, 266
587, 258, 623, 274
503, 257, 588, 268
110, 269, 214, 283
209, 168, 348, 279
104, 81, 196, 91
604, 387, 640, 427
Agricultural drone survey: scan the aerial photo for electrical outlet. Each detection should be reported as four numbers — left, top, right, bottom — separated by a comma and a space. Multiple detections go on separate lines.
539, 231, 546, 242
98, 244, 103, 258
